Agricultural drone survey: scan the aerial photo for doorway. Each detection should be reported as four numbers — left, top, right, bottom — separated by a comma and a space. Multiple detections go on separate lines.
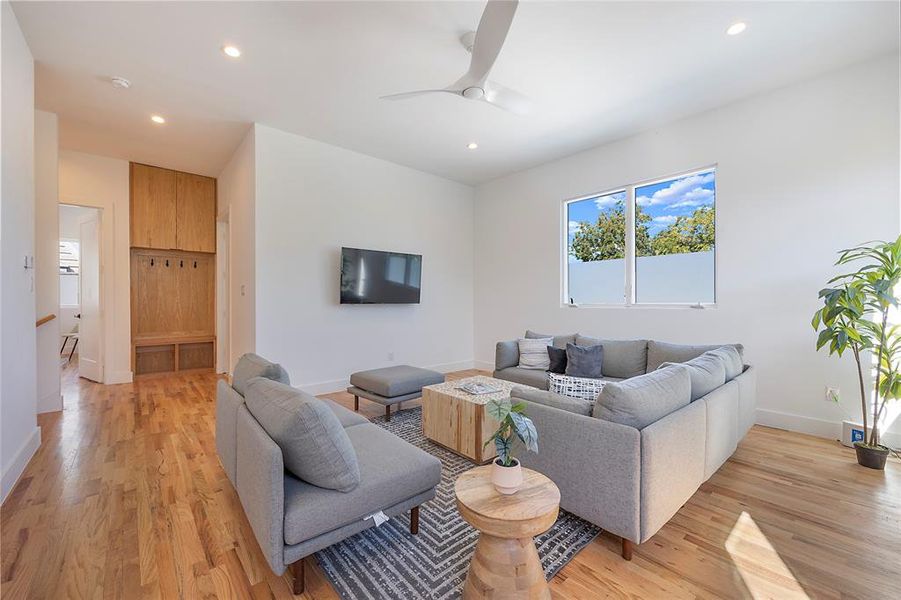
59, 204, 103, 389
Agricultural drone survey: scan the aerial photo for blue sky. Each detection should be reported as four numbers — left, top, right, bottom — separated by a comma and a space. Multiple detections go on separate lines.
567, 170, 715, 253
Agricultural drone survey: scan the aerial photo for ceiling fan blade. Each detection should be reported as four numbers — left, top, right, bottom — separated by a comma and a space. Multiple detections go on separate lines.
463, 0, 518, 87
482, 80, 531, 115
380, 89, 458, 100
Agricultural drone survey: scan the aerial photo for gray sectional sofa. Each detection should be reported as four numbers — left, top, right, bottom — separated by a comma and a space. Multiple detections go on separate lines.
495, 333, 756, 559
216, 354, 442, 593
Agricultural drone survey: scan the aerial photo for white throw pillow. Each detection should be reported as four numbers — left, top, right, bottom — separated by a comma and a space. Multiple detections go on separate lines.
548, 372, 607, 401
517, 337, 552, 370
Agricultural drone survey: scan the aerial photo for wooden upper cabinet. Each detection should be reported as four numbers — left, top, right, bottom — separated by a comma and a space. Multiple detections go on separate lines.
176, 172, 216, 253
131, 163, 176, 249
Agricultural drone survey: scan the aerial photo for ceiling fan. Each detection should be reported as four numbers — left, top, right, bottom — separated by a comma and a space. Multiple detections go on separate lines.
381, 0, 531, 115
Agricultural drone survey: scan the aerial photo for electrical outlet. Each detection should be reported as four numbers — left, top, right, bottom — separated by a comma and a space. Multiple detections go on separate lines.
825, 387, 840, 403
387, 352, 395, 361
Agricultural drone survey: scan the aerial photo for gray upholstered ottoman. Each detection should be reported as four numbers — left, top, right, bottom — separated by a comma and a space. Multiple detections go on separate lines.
348, 365, 445, 421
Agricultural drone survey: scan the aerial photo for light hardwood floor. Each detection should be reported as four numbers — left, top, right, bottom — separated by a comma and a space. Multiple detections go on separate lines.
1, 368, 899, 599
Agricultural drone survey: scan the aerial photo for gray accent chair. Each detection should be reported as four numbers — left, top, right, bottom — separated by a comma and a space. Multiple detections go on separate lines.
498, 334, 755, 561
216, 354, 442, 593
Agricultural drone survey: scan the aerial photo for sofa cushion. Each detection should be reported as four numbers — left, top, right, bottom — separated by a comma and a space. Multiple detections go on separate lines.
496, 340, 520, 370
647, 340, 744, 372
547, 346, 567, 374
517, 338, 553, 369
707, 346, 743, 381
232, 353, 290, 396
576, 336, 648, 379
349, 365, 444, 398
245, 378, 360, 492
594, 365, 691, 429
283, 422, 442, 545
511, 386, 592, 416
564, 342, 603, 378
321, 397, 369, 428
493, 367, 549, 390
659, 352, 726, 402
526, 330, 578, 349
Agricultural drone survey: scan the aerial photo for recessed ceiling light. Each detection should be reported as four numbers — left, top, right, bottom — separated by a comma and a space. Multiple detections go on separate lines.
111, 76, 131, 89
726, 22, 747, 36
222, 45, 242, 58
151, 115, 166, 124
467, 142, 478, 150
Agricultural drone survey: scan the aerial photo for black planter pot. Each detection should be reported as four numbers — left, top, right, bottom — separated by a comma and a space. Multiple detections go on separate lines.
854, 442, 890, 470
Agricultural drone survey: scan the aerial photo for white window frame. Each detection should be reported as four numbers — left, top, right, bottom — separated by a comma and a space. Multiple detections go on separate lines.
561, 165, 717, 309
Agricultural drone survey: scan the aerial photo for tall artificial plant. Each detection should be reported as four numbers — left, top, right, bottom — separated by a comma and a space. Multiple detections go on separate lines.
484, 398, 538, 466
812, 235, 901, 448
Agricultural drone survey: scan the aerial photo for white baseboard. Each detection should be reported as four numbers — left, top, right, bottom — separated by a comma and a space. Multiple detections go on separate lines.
298, 360, 477, 396
474, 360, 494, 372
105, 370, 133, 385
1, 427, 41, 504
37, 391, 63, 414
756, 408, 901, 448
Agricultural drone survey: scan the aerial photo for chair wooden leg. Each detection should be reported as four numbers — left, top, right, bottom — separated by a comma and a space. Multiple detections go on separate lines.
385, 405, 391, 421
289, 559, 304, 595
622, 538, 634, 561
354, 395, 359, 411
410, 506, 420, 534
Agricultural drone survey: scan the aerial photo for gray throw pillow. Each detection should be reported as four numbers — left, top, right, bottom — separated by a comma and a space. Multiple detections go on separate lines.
593, 365, 691, 429
706, 346, 743, 381
659, 351, 726, 401
525, 330, 577, 349
564, 343, 603, 379
245, 377, 360, 492
547, 346, 567, 374
518, 338, 553, 369
232, 353, 290, 396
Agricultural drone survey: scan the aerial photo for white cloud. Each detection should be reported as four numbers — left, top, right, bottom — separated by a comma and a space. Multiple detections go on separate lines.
568, 220, 581, 233
670, 187, 714, 208
594, 191, 625, 210
639, 172, 715, 207
651, 215, 677, 225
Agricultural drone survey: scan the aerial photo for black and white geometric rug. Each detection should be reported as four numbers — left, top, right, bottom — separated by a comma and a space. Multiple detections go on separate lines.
315, 406, 601, 600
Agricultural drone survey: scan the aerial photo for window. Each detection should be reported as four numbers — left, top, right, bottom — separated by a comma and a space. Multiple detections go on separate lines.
564, 168, 716, 306
59, 239, 80, 307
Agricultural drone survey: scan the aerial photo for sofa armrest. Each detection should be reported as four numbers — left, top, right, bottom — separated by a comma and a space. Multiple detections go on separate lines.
216, 379, 244, 485
515, 400, 641, 542
236, 405, 286, 575
639, 400, 705, 543
495, 340, 519, 370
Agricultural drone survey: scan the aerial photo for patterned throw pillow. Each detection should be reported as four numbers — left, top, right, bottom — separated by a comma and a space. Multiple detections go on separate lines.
548, 372, 607, 402
517, 338, 553, 369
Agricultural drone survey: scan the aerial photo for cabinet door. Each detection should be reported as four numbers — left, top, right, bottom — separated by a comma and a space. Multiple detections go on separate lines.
131, 163, 176, 249
176, 172, 216, 252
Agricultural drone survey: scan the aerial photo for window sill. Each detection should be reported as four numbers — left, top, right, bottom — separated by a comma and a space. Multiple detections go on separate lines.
560, 303, 717, 310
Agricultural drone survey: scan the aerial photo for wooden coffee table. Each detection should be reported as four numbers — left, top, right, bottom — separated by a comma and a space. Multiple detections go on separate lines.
422, 376, 516, 463
455, 465, 560, 599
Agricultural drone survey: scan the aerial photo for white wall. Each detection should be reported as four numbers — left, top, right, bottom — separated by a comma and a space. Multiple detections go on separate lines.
58, 151, 131, 384
474, 55, 901, 441
35, 110, 60, 413
1, 2, 40, 502
252, 124, 475, 392
218, 127, 255, 372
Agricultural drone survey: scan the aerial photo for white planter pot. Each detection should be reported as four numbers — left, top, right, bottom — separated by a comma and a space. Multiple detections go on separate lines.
491, 458, 523, 494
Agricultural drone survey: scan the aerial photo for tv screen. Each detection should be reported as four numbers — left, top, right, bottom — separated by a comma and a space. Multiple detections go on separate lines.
340, 247, 422, 304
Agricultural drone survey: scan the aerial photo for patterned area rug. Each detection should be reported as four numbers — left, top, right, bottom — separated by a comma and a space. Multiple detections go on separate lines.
315, 406, 600, 600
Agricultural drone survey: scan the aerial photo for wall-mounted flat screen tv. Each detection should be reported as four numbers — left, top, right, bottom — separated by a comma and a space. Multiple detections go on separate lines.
340, 247, 422, 304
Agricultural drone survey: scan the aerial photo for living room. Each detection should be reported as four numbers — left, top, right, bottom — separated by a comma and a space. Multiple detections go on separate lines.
2, 1, 899, 598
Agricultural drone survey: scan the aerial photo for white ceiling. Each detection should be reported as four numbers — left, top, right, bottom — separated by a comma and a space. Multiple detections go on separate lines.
13, 1, 900, 184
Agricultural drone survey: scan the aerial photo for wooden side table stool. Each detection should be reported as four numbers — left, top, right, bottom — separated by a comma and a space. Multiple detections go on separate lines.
455, 465, 561, 599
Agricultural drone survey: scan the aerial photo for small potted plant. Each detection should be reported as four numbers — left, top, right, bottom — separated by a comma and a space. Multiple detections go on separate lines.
813, 236, 901, 470
483, 398, 539, 494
